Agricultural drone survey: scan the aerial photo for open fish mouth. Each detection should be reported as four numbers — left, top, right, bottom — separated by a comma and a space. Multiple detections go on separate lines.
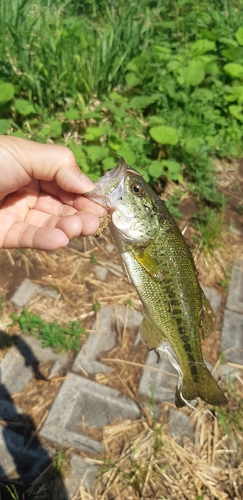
86, 158, 140, 208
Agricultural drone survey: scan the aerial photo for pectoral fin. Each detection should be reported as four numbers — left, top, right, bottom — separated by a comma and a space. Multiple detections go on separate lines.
140, 315, 166, 351
199, 293, 216, 339
132, 249, 164, 282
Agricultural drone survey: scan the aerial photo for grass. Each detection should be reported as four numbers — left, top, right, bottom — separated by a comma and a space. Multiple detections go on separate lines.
93, 387, 243, 499
0, 0, 243, 206
10, 308, 88, 352
191, 204, 226, 255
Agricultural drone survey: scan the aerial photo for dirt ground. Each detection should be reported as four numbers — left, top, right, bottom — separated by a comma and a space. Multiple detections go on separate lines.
0, 159, 242, 499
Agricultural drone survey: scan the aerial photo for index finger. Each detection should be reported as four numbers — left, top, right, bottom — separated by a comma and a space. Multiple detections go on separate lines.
0, 136, 95, 194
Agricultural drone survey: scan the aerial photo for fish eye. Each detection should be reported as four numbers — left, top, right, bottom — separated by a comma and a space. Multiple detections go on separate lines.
130, 182, 145, 197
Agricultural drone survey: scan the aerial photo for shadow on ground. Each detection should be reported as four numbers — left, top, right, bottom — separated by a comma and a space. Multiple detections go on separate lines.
0, 332, 69, 500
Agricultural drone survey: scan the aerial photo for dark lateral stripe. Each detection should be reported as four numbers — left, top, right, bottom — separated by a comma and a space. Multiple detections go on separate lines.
177, 321, 199, 379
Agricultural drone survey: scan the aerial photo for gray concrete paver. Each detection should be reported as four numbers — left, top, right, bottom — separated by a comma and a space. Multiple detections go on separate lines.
0, 426, 51, 481
0, 336, 68, 395
1, 263, 243, 498
221, 260, 243, 364
72, 305, 142, 375
226, 259, 243, 314
221, 310, 243, 364
168, 408, 194, 444
10, 278, 58, 307
62, 455, 98, 500
138, 342, 178, 403
40, 373, 141, 454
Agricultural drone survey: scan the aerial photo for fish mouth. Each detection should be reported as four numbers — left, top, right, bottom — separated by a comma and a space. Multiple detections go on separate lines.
86, 158, 140, 208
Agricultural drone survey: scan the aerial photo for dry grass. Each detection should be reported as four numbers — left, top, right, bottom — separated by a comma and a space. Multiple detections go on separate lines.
0, 165, 243, 500
71, 392, 243, 500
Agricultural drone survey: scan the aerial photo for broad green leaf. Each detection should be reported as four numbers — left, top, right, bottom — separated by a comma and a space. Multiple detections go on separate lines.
192, 88, 213, 101
185, 137, 204, 154
82, 112, 103, 120
0, 119, 12, 134
149, 160, 182, 181
84, 125, 108, 141
219, 37, 238, 48
224, 85, 243, 103
102, 157, 117, 171
235, 27, 243, 46
125, 72, 141, 87
15, 99, 37, 115
148, 116, 166, 126
149, 125, 178, 145
167, 59, 182, 72
108, 135, 125, 152
148, 161, 164, 179
221, 47, 238, 61
117, 148, 135, 165
70, 146, 87, 166
85, 146, 109, 163
0, 83, 15, 104
129, 94, 159, 111
65, 108, 80, 120
187, 60, 205, 86
229, 105, 243, 122
109, 92, 126, 103
50, 120, 63, 138
191, 39, 215, 55
161, 160, 182, 181
223, 63, 243, 79
200, 30, 217, 41
206, 136, 217, 147
39, 126, 51, 138
126, 60, 139, 73
10, 131, 27, 138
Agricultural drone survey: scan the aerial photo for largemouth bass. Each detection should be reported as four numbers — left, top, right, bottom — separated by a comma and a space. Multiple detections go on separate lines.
87, 159, 227, 407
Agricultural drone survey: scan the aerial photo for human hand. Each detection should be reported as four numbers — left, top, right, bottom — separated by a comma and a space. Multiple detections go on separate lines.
0, 136, 105, 250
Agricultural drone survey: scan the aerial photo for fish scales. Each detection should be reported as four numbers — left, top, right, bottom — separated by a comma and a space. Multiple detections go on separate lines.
87, 159, 227, 407
116, 200, 205, 379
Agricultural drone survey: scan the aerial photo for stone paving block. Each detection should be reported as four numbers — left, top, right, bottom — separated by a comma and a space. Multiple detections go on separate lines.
10, 278, 58, 307
0, 336, 68, 395
138, 342, 178, 403
203, 286, 221, 313
214, 363, 241, 383
40, 373, 141, 454
226, 260, 243, 314
0, 426, 51, 481
168, 408, 194, 444
220, 309, 243, 365
72, 305, 142, 375
95, 264, 108, 281
61, 454, 98, 500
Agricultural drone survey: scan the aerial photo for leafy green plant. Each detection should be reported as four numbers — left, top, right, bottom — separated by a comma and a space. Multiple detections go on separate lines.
52, 449, 69, 476
191, 204, 226, 254
92, 300, 101, 312
10, 308, 87, 352
0, 0, 243, 203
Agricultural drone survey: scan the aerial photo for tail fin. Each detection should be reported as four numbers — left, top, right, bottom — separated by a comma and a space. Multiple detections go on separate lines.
175, 365, 227, 408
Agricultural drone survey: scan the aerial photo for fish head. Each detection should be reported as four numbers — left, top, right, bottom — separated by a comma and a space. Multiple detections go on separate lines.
87, 158, 160, 244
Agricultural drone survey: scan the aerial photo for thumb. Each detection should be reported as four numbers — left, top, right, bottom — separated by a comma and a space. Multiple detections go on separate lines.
1, 136, 95, 194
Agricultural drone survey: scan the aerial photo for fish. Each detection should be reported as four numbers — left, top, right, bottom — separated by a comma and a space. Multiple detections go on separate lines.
86, 159, 227, 407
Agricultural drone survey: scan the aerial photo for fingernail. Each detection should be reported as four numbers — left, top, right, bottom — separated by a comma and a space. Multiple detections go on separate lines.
80, 172, 95, 192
